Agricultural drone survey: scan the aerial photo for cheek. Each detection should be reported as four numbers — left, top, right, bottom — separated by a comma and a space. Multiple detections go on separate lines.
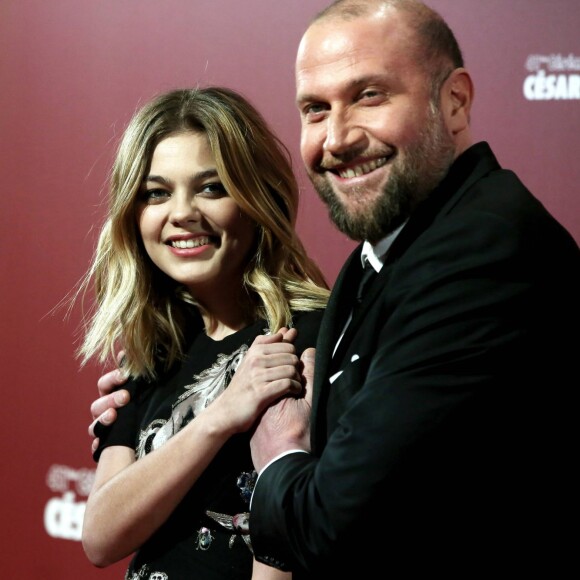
300, 126, 322, 167
213, 203, 256, 247
137, 207, 161, 245
370, 102, 425, 143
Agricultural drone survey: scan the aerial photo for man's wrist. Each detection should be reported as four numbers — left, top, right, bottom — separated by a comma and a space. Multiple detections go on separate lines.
250, 450, 310, 509
257, 449, 309, 477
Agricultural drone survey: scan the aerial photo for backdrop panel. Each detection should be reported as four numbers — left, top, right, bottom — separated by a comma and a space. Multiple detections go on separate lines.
1, 1, 578, 577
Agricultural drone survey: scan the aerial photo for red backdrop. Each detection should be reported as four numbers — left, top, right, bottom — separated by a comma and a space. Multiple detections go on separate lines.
1, 1, 578, 577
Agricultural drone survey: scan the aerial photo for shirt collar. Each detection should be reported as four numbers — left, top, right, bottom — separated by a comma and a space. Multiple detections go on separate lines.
361, 221, 407, 273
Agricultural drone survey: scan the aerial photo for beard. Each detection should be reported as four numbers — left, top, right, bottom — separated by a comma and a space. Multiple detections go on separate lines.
309, 105, 457, 244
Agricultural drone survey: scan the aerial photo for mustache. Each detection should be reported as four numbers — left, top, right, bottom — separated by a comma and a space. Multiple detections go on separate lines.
317, 147, 396, 172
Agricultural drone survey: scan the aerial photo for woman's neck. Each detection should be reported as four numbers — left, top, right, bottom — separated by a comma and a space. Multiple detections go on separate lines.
202, 315, 253, 341
198, 296, 255, 341
189, 280, 255, 340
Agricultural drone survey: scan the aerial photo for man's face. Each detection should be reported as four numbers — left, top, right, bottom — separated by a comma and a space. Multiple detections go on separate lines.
295, 9, 456, 243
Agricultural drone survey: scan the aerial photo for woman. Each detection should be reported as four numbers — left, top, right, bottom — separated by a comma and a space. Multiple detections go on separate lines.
77, 86, 329, 579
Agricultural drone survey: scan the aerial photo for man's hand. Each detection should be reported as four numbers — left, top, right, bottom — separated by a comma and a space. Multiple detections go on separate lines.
89, 352, 131, 453
250, 347, 315, 473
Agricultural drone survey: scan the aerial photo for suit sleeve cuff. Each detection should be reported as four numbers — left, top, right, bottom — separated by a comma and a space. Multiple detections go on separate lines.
250, 450, 310, 508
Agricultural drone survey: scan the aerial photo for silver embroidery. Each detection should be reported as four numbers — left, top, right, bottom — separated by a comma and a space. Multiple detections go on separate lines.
205, 510, 253, 553
136, 344, 249, 458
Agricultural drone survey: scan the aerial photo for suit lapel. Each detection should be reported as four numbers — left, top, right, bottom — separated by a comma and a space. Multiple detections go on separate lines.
330, 262, 391, 365
311, 245, 363, 451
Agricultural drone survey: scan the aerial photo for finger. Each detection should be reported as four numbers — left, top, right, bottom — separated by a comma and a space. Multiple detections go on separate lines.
253, 327, 296, 346
261, 376, 304, 401
90, 389, 129, 421
88, 408, 117, 437
259, 352, 299, 369
96, 368, 128, 397
261, 362, 301, 382
272, 326, 297, 342
91, 437, 100, 454
300, 348, 316, 404
244, 339, 297, 363
300, 348, 315, 377
115, 349, 126, 368
281, 327, 298, 343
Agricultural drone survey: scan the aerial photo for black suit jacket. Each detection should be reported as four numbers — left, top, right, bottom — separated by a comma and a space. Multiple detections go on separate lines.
250, 143, 580, 577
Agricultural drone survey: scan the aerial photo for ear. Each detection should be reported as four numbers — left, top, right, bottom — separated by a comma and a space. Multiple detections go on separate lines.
441, 68, 474, 135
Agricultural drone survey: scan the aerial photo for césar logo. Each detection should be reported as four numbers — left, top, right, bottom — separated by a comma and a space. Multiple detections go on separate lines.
44, 464, 95, 541
523, 53, 580, 100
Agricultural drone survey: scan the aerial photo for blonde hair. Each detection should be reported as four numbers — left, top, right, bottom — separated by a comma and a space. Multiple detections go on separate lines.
78, 87, 329, 379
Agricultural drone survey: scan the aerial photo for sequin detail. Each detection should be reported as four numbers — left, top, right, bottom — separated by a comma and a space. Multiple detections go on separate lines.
196, 526, 214, 551
236, 470, 257, 503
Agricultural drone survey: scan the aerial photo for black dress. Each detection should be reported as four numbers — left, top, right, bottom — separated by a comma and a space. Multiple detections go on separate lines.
94, 308, 323, 580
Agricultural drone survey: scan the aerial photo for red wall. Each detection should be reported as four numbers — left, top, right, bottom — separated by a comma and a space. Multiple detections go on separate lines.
1, 1, 578, 576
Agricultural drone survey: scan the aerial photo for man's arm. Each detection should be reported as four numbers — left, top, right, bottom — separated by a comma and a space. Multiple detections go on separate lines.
88, 352, 131, 453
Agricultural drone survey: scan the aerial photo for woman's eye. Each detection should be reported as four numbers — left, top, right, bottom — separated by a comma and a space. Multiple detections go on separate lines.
200, 182, 228, 197
140, 188, 169, 203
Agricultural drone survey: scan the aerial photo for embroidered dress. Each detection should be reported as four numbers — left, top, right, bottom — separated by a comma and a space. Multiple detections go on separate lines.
94, 308, 323, 580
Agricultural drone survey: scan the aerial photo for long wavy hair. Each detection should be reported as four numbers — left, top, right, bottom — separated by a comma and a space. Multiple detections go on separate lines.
77, 87, 329, 379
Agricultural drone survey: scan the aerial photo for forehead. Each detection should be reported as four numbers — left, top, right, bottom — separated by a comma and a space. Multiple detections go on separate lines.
151, 131, 213, 167
295, 11, 420, 99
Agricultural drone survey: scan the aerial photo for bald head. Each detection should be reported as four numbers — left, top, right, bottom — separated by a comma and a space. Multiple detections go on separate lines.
308, 0, 464, 95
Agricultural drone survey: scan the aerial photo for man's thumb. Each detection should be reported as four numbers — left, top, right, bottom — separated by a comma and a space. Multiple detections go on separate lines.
300, 348, 316, 382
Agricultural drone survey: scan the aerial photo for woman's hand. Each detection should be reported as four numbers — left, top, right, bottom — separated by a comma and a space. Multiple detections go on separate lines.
203, 328, 301, 436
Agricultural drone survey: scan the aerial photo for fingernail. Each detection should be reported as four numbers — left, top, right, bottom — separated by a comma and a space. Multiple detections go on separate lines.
114, 391, 128, 405
102, 409, 114, 424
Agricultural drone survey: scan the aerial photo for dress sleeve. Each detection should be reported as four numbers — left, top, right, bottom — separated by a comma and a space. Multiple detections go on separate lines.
92, 378, 141, 462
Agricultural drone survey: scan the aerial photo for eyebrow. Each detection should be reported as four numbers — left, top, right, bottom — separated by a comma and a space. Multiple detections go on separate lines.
296, 74, 392, 107
144, 168, 220, 185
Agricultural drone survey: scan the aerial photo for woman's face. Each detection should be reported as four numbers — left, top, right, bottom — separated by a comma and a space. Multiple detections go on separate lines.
136, 131, 256, 296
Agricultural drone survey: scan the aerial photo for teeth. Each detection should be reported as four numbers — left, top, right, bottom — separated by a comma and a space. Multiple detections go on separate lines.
338, 157, 387, 179
171, 237, 210, 249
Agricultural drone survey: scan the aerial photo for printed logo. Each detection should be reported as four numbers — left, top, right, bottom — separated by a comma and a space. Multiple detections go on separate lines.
523, 53, 580, 100
44, 464, 95, 541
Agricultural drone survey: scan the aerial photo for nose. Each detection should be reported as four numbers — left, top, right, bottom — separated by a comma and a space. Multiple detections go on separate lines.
168, 191, 200, 224
323, 109, 364, 156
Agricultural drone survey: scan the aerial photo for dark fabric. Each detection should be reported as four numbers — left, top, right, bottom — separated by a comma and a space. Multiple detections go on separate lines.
250, 142, 580, 578
355, 259, 377, 305
94, 308, 324, 580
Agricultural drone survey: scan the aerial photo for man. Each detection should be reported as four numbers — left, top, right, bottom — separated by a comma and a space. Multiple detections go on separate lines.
91, 0, 580, 576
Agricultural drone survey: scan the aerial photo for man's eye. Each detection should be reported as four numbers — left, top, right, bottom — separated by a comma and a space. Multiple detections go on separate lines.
303, 103, 327, 119
359, 90, 386, 104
